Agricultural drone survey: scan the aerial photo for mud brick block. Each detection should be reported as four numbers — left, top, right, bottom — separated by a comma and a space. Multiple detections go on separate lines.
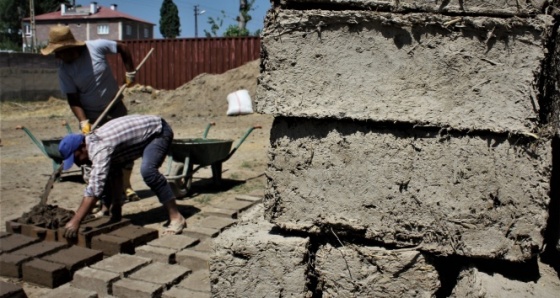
12, 241, 67, 258
176, 249, 210, 271
193, 216, 236, 232
213, 198, 255, 214
112, 278, 163, 298
22, 258, 70, 288
0, 254, 33, 278
163, 287, 210, 298
235, 194, 262, 203
182, 226, 219, 239
0, 280, 26, 298
177, 269, 210, 293
42, 246, 103, 275
72, 266, 120, 296
44, 283, 97, 298
58, 217, 130, 248
91, 254, 151, 277
202, 206, 238, 219
0, 233, 40, 253
91, 234, 134, 256
128, 262, 190, 289
147, 234, 199, 251
192, 239, 213, 253
5, 220, 21, 234
106, 225, 159, 248
0, 231, 10, 238
4, 220, 57, 242
135, 245, 176, 264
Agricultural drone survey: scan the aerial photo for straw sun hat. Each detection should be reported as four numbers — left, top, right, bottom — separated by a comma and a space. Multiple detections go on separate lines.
40, 26, 85, 55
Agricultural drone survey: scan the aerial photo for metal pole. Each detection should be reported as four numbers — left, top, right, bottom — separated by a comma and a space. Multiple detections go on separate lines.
194, 5, 199, 38
29, 0, 37, 52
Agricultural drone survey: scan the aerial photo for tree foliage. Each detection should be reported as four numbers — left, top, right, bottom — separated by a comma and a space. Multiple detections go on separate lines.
159, 0, 180, 39
0, 0, 69, 51
204, 0, 260, 37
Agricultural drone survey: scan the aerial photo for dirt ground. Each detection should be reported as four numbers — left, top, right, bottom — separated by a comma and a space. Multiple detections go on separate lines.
0, 59, 272, 237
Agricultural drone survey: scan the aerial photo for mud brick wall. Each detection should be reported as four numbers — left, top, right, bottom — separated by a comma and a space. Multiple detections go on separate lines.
212, 0, 560, 296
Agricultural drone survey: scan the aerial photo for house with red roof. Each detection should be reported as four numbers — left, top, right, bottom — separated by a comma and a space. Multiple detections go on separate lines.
22, 2, 154, 50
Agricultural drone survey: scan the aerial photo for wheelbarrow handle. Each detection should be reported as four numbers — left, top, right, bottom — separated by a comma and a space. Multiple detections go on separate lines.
16, 125, 48, 156
202, 122, 216, 139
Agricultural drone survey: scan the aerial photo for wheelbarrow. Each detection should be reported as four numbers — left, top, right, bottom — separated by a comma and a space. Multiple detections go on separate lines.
165, 124, 261, 198
16, 121, 73, 172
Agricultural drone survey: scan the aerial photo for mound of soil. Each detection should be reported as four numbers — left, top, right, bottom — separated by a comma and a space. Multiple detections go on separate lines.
17, 204, 76, 229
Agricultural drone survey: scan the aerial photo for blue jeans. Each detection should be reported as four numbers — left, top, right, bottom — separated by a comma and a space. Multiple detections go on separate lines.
140, 120, 175, 204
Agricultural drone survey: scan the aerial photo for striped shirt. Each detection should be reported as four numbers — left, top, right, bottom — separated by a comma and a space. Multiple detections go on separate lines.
84, 115, 163, 198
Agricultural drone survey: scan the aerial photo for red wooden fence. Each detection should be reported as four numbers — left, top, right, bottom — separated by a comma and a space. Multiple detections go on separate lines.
107, 37, 261, 90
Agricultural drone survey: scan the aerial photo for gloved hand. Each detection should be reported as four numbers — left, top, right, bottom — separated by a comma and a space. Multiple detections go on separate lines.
125, 71, 136, 87
80, 119, 91, 134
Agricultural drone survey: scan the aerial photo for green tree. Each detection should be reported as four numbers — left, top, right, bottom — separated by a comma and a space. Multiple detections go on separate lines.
159, 0, 180, 38
204, 0, 260, 38
204, 10, 225, 38
0, 0, 69, 51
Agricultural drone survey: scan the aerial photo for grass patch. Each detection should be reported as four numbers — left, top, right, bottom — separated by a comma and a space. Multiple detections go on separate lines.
193, 195, 212, 205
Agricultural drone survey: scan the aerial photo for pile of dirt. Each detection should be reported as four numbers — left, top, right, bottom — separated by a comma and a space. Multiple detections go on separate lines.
17, 204, 76, 229
124, 59, 261, 119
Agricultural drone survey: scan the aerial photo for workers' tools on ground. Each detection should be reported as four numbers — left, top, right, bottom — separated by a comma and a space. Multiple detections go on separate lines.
91, 48, 155, 130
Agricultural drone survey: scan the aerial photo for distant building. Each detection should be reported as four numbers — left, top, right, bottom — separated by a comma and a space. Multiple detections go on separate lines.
22, 2, 154, 51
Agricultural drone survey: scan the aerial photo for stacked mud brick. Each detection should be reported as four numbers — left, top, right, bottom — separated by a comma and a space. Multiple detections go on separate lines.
211, 0, 560, 296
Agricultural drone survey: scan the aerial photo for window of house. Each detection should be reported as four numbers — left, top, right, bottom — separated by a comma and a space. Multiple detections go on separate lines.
144, 28, 149, 38
126, 25, 132, 36
97, 24, 109, 35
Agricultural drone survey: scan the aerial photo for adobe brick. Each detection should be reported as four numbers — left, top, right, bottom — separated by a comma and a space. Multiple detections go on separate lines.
58, 217, 130, 248
106, 225, 158, 248
182, 226, 219, 239
202, 206, 238, 219
0, 233, 40, 253
192, 239, 213, 253
72, 266, 120, 296
22, 258, 70, 288
0, 280, 26, 298
128, 262, 190, 289
176, 269, 210, 293
212, 198, 255, 214
163, 287, 210, 298
91, 234, 134, 256
147, 234, 199, 251
193, 216, 236, 232
43, 284, 97, 298
12, 241, 67, 258
112, 278, 163, 298
91, 254, 151, 277
135, 245, 176, 264
0, 253, 33, 278
176, 249, 210, 271
0, 231, 10, 238
235, 194, 263, 203
42, 245, 103, 274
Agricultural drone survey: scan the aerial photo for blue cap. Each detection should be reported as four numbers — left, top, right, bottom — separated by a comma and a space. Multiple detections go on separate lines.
59, 133, 85, 170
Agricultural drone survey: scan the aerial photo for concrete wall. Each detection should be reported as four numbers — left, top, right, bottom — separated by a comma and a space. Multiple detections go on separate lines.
0, 53, 62, 102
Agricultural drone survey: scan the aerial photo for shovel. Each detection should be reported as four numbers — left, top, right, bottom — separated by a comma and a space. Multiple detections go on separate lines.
39, 163, 63, 205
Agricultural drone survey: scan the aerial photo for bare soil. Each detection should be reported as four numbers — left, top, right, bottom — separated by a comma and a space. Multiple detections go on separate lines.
0, 60, 273, 296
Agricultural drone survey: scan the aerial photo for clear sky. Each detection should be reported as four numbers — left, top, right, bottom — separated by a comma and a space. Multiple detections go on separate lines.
85, 0, 271, 38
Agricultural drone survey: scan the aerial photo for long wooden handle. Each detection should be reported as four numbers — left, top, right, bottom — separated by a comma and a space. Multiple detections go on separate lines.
91, 48, 155, 131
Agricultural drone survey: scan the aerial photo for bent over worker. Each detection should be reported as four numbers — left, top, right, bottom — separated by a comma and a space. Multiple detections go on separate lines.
41, 25, 140, 207
58, 115, 186, 238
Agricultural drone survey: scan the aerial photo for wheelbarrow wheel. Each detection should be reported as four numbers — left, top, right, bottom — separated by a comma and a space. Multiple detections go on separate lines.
168, 162, 192, 199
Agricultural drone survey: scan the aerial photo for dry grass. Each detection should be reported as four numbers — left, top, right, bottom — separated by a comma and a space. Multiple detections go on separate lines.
1, 97, 71, 121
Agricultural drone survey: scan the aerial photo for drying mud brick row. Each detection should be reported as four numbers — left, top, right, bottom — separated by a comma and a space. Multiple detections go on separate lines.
5, 221, 58, 242
1, 240, 66, 278
22, 258, 69, 288
91, 225, 158, 256
42, 245, 103, 275
264, 118, 552, 261
276, 0, 550, 15
57, 216, 131, 248
316, 243, 440, 296
0, 233, 40, 254
0, 254, 33, 278
211, 218, 310, 297
256, 10, 554, 134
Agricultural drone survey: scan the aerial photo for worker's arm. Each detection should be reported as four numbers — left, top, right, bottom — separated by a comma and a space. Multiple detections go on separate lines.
63, 196, 98, 238
67, 93, 87, 122
116, 42, 135, 73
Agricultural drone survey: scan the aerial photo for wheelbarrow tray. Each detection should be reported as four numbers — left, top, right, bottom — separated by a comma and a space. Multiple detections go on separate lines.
170, 138, 234, 167
41, 138, 64, 163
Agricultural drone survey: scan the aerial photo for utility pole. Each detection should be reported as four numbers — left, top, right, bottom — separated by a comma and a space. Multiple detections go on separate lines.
193, 5, 205, 37
29, 0, 37, 52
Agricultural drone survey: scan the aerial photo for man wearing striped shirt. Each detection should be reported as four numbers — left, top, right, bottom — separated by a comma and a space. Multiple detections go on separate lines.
58, 114, 186, 237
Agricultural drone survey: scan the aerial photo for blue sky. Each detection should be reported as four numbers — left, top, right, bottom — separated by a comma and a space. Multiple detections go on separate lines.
85, 0, 271, 38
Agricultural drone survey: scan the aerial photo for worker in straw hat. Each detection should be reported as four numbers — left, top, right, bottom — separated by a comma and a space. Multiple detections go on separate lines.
58, 114, 187, 237
41, 25, 141, 212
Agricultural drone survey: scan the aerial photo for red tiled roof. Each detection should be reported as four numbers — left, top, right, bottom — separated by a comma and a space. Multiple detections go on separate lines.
25, 6, 154, 25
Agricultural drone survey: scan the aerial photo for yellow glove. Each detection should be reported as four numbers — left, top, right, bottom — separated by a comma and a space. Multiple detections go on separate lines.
125, 71, 136, 87
80, 120, 91, 134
